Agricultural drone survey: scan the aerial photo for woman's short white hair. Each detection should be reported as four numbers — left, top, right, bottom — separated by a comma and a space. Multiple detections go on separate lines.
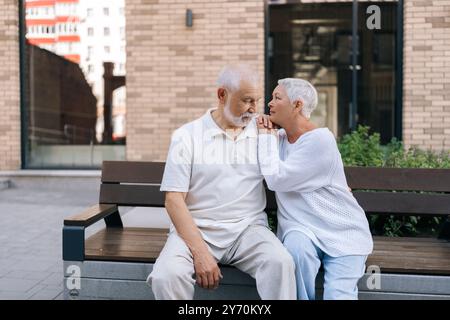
217, 64, 259, 93
278, 78, 318, 119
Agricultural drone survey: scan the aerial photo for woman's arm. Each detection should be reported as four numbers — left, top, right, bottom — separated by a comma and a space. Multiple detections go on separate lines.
257, 132, 336, 193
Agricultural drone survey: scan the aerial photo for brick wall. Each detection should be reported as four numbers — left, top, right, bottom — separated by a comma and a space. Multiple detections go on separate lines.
0, 0, 21, 170
125, 0, 265, 161
403, 0, 450, 151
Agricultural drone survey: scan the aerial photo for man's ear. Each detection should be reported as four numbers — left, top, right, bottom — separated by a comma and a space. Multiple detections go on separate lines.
217, 88, 227, 103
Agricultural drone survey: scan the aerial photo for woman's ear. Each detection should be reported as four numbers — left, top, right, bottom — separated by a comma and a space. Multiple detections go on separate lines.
293, 100, 303, 113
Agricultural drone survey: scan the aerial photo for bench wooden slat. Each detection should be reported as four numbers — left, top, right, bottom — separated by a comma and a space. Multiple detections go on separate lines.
101, 163, 450, 193
353, 192, 450, 215
102, 161, 165, 184
85, 249, 162, 263
88, 227, 169, 235
266, 190, 450, 215
376, 242, 450, 254
100, 184, 165, 207
373, 236, 450, 246
372, 248, 450, 258
373, 236, 445, 243
367, 256, 450, 275
84, 228, 450, 275
64, 204, 118, 227
345, 167, 450, 192
85, 227, 168, 263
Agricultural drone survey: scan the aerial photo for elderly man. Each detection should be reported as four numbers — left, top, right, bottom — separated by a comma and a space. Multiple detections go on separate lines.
147, 65, 296, 300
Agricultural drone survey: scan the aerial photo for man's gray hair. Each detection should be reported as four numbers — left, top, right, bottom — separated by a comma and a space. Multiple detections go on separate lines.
217, 64, 259, 92
278, 78, 318, 119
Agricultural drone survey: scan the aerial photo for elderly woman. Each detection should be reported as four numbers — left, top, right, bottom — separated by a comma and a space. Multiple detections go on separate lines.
257, 78, 373, 300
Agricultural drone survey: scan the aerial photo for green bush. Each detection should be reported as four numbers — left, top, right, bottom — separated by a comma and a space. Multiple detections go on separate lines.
338, 125, 450, 237
338, 125, 450, 169
338, 126, 384, 167
267, 125, 449, 236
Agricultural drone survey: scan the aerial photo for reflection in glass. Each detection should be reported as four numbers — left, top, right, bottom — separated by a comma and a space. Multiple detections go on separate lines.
23, 0, 126, 168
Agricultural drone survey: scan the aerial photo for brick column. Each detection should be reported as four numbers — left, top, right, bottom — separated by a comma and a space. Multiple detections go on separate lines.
0, 0, 21, 170
403, 0, 450, 151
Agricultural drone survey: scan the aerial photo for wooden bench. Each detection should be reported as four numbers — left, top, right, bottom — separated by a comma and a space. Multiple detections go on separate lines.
63, 161, 450, 300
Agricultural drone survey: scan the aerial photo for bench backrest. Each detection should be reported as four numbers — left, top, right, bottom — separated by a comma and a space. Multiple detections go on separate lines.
100, 161, 166, 207
100, 161, 450, 216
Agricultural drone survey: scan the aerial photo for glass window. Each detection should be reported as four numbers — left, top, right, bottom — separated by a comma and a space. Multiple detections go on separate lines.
22, 0, 127, 168
268, 2, 399, 143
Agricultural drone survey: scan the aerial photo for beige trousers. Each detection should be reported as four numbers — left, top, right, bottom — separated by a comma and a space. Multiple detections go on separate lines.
147, 224, 297, 300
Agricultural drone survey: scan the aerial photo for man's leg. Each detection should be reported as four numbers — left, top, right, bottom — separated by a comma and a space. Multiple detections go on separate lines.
322, 254, 367, 300
147, 232, 196, 300
223, 224, 296, 300
283, 231, 322, 300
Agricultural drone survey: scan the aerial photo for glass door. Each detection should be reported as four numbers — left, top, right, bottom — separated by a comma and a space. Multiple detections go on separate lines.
268, 1, 399, 142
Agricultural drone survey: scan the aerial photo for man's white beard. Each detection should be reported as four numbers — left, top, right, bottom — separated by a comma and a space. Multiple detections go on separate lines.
223, 101, 254, 127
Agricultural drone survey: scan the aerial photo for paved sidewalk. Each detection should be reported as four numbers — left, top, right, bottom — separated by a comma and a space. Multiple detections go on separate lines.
0, 173, 170, 300
0, 176, 100, 300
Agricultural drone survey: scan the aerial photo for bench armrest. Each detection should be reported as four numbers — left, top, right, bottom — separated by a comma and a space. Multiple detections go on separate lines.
64, 204, 118, 227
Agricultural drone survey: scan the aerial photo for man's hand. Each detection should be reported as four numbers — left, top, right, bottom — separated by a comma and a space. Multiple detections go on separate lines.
193, 250, 223, 290
164, 191, 223, 290
257, 115, 278, 135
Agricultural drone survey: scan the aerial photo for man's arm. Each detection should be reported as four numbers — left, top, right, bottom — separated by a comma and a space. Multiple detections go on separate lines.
165, 191, 223, 290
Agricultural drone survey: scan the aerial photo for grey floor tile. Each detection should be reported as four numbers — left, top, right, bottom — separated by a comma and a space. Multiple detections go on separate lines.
0, 291, 31, 300
39, 273, 63, 286
0, 278, 41, 292
28, 288, 64, 300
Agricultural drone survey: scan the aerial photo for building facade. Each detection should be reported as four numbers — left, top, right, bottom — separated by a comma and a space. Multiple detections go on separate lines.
0, 0, 449, 171
25, 0, 81, 63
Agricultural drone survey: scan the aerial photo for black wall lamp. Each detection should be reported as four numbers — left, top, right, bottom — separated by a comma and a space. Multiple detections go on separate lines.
186, 9, 193, 27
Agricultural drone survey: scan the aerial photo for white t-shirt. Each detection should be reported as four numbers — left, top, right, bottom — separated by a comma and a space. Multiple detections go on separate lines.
258, 128, 373, 257
160, 108, 268, 248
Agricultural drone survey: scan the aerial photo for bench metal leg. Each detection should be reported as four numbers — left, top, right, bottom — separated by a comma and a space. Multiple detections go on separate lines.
104, 210, 123, 228
438, 215, 450, 240
63, 226, 85, 261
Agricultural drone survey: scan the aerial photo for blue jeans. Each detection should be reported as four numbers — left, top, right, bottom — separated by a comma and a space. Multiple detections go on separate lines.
283, 231, 367, 300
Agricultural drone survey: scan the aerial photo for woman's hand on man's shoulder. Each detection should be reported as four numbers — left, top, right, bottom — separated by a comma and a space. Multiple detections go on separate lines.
257, 114, 278, 135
